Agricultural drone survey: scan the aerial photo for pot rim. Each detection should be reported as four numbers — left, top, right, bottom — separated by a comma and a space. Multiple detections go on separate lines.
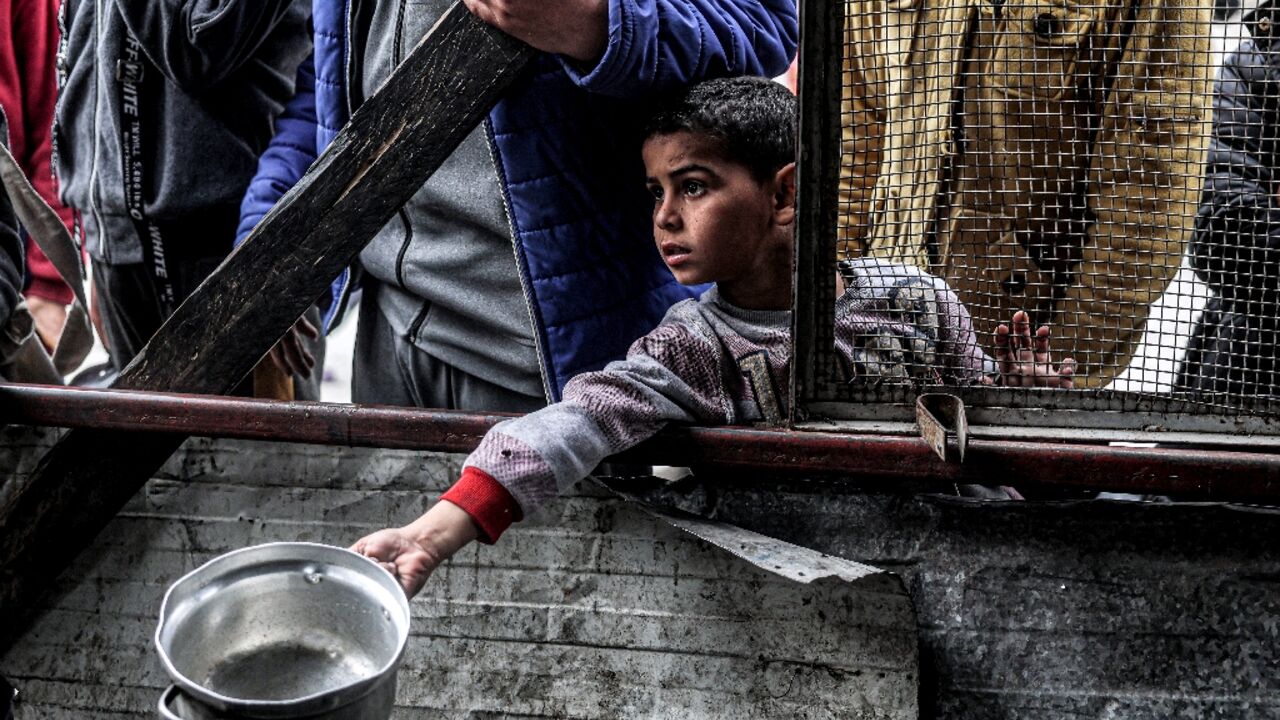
154, 542, 410, 718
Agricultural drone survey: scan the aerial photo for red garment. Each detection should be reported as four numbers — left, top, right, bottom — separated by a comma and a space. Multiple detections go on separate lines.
0, 0, 77, 304
439, 467, 523, 544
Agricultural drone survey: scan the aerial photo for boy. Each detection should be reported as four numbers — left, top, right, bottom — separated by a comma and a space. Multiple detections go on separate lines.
355, 78, 1074, 598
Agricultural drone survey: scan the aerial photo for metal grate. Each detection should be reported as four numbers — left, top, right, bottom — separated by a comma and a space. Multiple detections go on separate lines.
796, 0, 1280, 434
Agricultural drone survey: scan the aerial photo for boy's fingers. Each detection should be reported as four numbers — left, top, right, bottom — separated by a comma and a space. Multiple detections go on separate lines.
298, 339, 316, 369
994, 324, 1015, 379
995, 323, 1010, 349
1009, 311, 1036, 364
998, 485, 1025, 501
1059, 358, 1077, 389
1011, 310, 1031, 349
1034, 325, 1052, 364
461, 0, 489, 19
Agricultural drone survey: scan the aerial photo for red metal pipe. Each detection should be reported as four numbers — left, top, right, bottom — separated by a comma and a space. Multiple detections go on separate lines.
3, 383, 1278, 501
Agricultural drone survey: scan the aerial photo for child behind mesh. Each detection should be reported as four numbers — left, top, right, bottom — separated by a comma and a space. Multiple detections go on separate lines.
353, 77, 1074, 599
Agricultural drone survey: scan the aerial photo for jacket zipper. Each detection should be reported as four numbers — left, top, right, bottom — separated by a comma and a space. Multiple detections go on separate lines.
484, 117, 555, 404
344, 0, 359, 116
88, 0, 109, 262
392, 0, 425, 339
392, 210, 412, 290
387, 0, 414, 293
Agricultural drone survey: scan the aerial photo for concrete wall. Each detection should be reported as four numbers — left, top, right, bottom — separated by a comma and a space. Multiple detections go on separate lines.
625, 473, 1280, 718
1, 426, 917, 719
4, 423, 1278, 718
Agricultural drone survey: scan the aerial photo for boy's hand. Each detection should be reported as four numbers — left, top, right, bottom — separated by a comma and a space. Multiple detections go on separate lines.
351, 500, 479, 598
463, 0, 608, 64
992, 310, 1076, 388
352, 528, 443, 599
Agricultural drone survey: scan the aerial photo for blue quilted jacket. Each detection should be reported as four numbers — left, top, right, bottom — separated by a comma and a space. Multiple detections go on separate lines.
237, 0, 797, 399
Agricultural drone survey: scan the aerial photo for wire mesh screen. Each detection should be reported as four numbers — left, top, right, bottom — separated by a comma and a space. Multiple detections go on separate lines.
808, 0, 1280, 426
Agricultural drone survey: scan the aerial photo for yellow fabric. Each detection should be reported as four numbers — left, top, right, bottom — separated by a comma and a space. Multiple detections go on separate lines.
857, 0, 1212, 387
837, 0, 889, 255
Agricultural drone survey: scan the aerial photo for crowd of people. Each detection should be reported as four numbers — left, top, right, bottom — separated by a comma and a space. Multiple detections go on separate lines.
0, 1, 1276, 591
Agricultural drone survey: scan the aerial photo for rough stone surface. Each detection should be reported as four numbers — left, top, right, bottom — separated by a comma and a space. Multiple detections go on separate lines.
0, 428, 917, 719
627, 472, 1280, 719
3, 424, 1277, 718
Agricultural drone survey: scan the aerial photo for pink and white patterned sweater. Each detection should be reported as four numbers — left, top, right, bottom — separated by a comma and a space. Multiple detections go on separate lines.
442, 259, 997, 542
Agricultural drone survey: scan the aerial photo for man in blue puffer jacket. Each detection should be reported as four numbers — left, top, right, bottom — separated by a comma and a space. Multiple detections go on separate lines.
238, 0, 797, 410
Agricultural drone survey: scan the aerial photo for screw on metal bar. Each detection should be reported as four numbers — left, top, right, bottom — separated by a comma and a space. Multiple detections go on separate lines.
915, 393, 969, 463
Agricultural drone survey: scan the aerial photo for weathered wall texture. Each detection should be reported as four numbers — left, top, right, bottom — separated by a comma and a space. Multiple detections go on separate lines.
1, 427, 917, 719
626, 474, 1280, 718
3, 423, 1278, 718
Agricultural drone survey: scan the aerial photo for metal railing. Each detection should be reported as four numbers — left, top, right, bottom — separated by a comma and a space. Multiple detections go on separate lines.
3, 383, 1277, 501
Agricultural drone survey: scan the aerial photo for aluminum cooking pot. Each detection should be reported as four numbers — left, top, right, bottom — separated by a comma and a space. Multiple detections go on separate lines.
155, 543, 410, 719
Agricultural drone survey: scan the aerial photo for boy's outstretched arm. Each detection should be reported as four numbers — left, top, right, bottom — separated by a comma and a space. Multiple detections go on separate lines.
353, 313, 733, 598
993, 310, 1076, 388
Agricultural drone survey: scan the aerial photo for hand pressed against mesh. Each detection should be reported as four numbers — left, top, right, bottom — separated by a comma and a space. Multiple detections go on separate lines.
991, 310, 1076, 389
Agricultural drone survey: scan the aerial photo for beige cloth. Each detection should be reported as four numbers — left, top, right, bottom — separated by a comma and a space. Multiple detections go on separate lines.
852, 0, 1213, 387
837, 0, 889, 255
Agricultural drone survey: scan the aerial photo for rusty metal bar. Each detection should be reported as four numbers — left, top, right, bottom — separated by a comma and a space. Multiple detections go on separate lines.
3, 383, 1278, 502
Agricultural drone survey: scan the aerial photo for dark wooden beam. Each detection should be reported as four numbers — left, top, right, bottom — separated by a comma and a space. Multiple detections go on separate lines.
791, 0, 844, 419
0, 3, 533, 650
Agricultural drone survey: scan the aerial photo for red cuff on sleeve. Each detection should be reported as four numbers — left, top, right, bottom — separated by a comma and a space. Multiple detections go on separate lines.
440, 467, 523, 544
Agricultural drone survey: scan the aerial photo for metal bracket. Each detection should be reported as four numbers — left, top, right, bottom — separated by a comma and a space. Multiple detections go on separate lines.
916, 393, 969, 462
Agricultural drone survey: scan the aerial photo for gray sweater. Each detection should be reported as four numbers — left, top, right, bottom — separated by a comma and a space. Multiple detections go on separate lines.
55, 0, 310, 264
466, 260, 997, 516
355, 0, 541, 398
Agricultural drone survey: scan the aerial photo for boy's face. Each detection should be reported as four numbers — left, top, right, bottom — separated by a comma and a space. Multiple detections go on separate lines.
642, 131, 795, 310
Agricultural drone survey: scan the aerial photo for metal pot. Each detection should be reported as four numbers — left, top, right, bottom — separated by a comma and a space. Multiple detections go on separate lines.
155, 543, 410, 719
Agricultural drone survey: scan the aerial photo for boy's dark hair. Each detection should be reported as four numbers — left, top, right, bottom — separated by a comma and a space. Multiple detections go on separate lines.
644, 76, 796, 183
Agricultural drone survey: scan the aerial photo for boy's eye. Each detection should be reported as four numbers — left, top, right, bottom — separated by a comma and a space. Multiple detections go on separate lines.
647, 184, 664, 201
682, 180, 706, 197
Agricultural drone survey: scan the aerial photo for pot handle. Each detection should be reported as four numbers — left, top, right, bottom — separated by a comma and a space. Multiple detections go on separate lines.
158, 685, 235, 720
158, 685, 185, 720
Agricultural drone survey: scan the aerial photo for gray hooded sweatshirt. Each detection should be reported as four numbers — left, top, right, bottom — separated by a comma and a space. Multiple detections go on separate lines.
55, 0, 310, 264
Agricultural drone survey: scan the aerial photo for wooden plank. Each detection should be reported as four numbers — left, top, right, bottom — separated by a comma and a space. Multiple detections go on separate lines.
791, 0, 844, 416
0, 2, 533, 649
